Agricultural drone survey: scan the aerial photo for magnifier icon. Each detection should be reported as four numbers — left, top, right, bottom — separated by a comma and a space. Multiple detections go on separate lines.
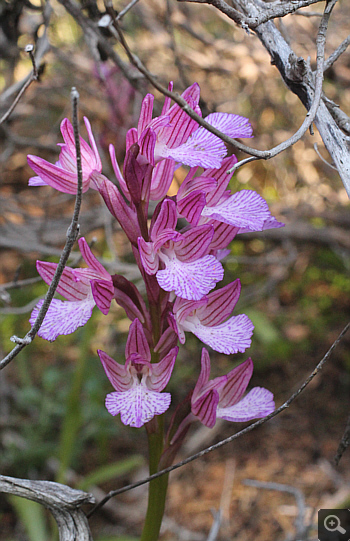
324, 515, 346, 534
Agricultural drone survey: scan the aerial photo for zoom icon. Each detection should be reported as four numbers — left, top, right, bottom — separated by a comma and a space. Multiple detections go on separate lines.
319, 509, 350, 541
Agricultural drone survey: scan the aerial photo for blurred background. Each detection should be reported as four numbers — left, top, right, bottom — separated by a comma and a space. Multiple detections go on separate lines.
0, 0, 350, 539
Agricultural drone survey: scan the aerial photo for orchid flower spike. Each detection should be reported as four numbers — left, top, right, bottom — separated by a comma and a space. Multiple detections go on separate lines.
192, 349, 275, 428
27, 117, 102, 194
98, 319, 178, 427
127, 82, 253, 170
170, 280, 254, 355
138, 199, 224, 300
30, 238, 114, 341
177, 156, 284, 232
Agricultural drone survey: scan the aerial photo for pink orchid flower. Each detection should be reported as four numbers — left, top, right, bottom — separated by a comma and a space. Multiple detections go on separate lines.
170, 280, 254, 354
138, 199, 224, 300
191, 349, 275, 428
127, 82, 253, 169
30, 238, 114, 341
27, 117, 102, 194
98, 319, 178, 427
177, 156, 284, 232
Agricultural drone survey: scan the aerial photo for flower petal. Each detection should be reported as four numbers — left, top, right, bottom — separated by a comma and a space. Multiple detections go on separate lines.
138, 237, 159, 275
30, 298, 95, 341
105, 387, 171, 427
156, 254, 223, 300
237, 215, 285, 234
164, 128, 226, 169
91, 279, 114, 315
192, 388, 219, 428
217, 387, 275, 422
204, 112, 253, 140
98, 349, 132, 391
148, 346, 178, 391
137, 93, 154, 137
218, 358, 253, 408
174, 224, 214, 262
27, 155, 90, 194
126, 318, 151, 362
187, 314, 254, 354
197, 280, 241, 327
36, 261, 89, 301
150, 159, 176, 200
202, 190, 271, 231
78, 237, 111, 279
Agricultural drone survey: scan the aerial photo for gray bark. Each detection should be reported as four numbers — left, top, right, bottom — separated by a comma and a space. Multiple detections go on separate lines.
0, 475, 95, 541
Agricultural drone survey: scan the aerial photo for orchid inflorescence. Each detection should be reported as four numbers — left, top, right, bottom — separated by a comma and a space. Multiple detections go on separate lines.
28, 82, 279, 433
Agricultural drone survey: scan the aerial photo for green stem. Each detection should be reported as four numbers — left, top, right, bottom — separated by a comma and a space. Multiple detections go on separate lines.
140, 417, 169, 541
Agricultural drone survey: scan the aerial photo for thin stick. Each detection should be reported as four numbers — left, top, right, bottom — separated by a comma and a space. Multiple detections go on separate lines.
0, 45, 38, 126
0, 88, 83, 371
87, 321, 350, 517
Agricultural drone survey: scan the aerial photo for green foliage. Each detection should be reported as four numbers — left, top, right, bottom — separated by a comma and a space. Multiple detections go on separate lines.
8, 497, 49, 541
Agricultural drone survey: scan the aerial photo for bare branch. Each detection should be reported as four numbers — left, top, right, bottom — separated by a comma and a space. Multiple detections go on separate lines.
0, 45, 38, 126
243, 480, 307, 538
0, 475, 94, 541
334, 414, 350, 466
0, 88, 84, 371
87, 321, 350, 517
324, 33, 350, 71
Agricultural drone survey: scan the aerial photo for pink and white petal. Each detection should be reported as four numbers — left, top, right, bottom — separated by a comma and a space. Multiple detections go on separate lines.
215, 249, 231, 261
148, 346, 178, 391
109, 144, 129, 198
27, 155, 90, 194
126, 127, 138, 152
151, 199, 178, 239
176, 191, 206, 226
174, 224, 213, 262
192, 348, 211, 403
217, 387, 275, 422
84, 116, 102, 172
173, 296, 207, 326
192, 389, 219, 428
150, 159, 176, 201
206, 220, 238, 251
204, 112, 253, 140
153, 230, 181, 254
105, 387, 171, 427
164, 128, 227, 169
202, 190, 271, 230
60, 118, 98, 174
36, 261, 89, 301
204, 156, 238, 206
78, 237, 110, 279
138, 238, 159, 275
91, 279, 114, 315
157, 83, 201, 147
237, 215, 285, 234
178, 175, 217, 200
58, 145, 78, 174
154, 327, 178, 356
28, 175, 49, 187
138, 127, 157, 166
219, 358, 253, 408
137, 94, 154, 137
98, 349, 132, 392
126, 318, 151, 362
189, 314, 254, 354
30, 297, 95, 341
156, 254, 223, 300
198, 279, 241, 327
97, 177, 141, 245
